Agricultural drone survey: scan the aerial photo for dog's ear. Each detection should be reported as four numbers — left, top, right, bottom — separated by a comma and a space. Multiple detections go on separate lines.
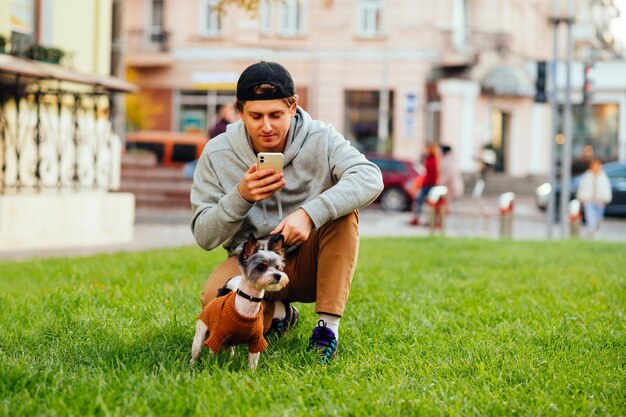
268, 234, 285, 258
240, 233, 259, 264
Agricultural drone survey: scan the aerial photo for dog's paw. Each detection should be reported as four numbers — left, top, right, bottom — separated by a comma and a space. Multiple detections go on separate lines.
248, 352, 260, 371
227, 346, 236, 358
189, 357, 197, 366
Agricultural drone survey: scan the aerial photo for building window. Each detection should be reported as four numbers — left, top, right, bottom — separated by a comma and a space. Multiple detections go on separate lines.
357, 0, 383, 37
178, 90, 235, 133
200, 0, 221, 37
259, 0, 272, 34
148, 0, 166, 49
569, 103, 619, 172
150, 0, 164, 31
278, 0, 302, 36
344, 90, 394, 153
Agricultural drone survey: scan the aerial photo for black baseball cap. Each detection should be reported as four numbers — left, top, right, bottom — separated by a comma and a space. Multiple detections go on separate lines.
236, 61, 296, 101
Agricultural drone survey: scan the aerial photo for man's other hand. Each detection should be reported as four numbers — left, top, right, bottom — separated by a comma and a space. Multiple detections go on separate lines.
270, 208, 314, 246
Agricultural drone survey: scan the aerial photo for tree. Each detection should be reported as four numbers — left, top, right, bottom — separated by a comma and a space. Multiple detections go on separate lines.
215, 0, 262, 12
214, 1, 310, 13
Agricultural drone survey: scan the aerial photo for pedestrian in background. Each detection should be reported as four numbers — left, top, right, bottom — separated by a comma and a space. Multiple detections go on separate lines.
438, 144, 464, 204
471, 145, 496, 198
184, 105, 237, 179
576, 159, 612, 238
410, 143, 439, 225
208, 104, 237, 139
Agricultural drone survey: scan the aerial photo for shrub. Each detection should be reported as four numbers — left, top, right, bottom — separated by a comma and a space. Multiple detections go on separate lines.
25, 44, 66, 64
0, 34, 8, 53
46, 47, 65, 64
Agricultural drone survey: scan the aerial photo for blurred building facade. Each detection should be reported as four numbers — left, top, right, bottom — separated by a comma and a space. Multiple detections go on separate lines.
0, 0, 113, 75
0, 0, 135, 251
122, 0, 626, 177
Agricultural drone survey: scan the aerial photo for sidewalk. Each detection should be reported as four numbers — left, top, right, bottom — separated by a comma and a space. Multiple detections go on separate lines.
1, 195, 624, 261
360, 195, 626, 242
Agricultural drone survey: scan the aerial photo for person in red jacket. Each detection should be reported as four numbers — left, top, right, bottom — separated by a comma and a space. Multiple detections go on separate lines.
410, 143, 440, 225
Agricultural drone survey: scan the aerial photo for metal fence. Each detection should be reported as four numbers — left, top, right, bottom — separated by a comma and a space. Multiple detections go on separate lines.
0, 87, 121, 193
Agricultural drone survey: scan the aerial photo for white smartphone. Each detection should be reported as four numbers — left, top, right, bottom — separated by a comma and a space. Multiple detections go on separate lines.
256, 152, 284, 191
257, 152, 283, 173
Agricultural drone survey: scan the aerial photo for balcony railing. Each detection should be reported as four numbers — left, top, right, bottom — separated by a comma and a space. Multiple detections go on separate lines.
0, 89, 121, 192
127, 28, 170, 53
471, 30, 513, 55
438, 29, 513, 59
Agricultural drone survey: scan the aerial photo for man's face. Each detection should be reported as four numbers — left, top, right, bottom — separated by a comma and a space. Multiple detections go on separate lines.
238, 99, 296, 153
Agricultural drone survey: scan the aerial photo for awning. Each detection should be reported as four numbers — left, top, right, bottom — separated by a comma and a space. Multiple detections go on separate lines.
480, 65, 534, 97
0, 54, 137, 92
95, 74, 139, 93
0, 54, 48, 78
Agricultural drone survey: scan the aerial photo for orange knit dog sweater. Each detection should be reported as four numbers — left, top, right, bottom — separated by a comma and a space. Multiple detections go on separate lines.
197, 291, 268, 354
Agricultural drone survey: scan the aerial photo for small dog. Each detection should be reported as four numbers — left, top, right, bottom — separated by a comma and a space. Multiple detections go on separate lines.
190, 233, 288, 370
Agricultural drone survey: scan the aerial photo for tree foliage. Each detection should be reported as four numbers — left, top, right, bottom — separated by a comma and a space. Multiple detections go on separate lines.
215, 0, 263, 12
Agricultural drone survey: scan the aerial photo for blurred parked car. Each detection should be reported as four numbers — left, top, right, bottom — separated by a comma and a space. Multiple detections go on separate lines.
535, 161, 626, 217
125, 131, 207, 167
366, 154, 421, 212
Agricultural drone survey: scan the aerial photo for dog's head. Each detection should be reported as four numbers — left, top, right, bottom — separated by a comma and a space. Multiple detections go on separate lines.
238, 233, 289, 292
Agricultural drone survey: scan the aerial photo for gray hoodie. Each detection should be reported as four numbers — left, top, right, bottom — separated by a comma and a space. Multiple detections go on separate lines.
190, 106, 383, 253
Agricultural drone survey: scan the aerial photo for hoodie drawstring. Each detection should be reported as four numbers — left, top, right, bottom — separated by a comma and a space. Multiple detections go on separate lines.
277, 192, 283, 219
261, 193, 283, 226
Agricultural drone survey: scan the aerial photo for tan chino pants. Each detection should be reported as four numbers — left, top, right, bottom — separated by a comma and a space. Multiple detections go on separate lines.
200, 211, 360, 331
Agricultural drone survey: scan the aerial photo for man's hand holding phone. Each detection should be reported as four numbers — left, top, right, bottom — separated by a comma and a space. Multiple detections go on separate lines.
238, 153, 285, 203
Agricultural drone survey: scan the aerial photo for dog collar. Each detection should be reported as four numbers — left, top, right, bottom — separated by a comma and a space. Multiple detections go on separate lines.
236, 289, 264, 303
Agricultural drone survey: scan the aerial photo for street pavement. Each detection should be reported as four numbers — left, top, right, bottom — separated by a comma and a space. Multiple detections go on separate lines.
1, 195, 624, 261
360, 195, 626, 242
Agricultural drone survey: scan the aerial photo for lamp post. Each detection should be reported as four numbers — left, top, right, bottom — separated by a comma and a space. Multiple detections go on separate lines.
547, 0, 575, 239
547, 0, 560, 239
559, 0, 575, 238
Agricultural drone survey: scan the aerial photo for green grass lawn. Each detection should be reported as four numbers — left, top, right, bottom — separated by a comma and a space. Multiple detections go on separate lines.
1, 238, 625, 417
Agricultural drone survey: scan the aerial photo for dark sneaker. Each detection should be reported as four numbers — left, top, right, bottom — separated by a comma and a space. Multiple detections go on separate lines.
268, 301, 299, 335
307, 320, 338, 363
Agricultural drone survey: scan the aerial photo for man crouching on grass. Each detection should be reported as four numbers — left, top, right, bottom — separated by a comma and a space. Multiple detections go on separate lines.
189, 61, 383, 363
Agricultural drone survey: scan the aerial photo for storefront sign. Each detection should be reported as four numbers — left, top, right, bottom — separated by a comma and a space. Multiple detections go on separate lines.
191, 71, 238, 89
405, 92, 418, 138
